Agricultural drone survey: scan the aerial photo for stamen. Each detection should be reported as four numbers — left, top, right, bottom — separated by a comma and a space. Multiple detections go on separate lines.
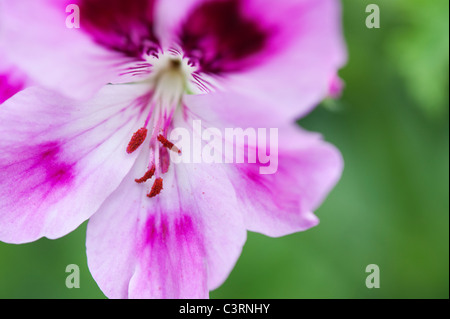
147, 178, 163, 198
135, 164, 156, 184
127, 128, 148, 154
157, 134, 181, 154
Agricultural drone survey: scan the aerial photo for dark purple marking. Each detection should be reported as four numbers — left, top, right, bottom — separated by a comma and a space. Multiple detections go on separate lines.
180, 0, 269, 74
77, 0, 159, 57
174, 214, 195, 239
145, 214, 169, 245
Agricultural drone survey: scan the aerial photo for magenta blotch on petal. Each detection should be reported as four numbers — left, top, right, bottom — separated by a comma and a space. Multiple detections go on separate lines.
33, 142, 76, 187
0, 72, 26, 104
328, 73, 345, 99
0, 52, 29, 104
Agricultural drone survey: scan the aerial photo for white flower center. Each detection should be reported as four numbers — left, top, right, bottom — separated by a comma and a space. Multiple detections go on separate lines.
125, 52, 198, 198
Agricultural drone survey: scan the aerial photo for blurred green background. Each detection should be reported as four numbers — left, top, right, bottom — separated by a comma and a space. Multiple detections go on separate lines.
0, 0, 448, 299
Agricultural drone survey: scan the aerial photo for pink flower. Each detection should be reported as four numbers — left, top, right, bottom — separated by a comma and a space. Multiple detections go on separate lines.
0, 52, 30, 104
0, 0, 346, 298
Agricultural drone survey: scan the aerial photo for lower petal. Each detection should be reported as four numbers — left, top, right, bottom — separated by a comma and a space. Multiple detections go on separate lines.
86, 148, 246, 299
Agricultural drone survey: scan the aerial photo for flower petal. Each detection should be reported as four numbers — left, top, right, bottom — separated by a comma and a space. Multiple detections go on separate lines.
76, 0, 159, 57
328, 73, 345, 99
170, 0, 346, 122
0, 85, 150, 243
181, 100, 343, 237
221, 0, 347, 120
229, 125, 343, 237
86, 144, 246, 299
0, 52, 29, 104
0, 0, 134, 100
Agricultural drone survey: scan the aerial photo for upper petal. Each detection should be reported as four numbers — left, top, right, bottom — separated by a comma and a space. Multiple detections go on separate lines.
222, 0, 347, 120
165, 0, 346, 122
0, 84, 149, 243
182, 97, 343, 237
0, 0, 138, 100
76, 0, 159, 57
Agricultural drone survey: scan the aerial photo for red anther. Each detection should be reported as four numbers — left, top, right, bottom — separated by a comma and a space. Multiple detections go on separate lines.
127, 128, 148, 154
147, 178, 163, 198
157, 134, 174, 149
135, 165, 156, 184
157, 134, 181, 154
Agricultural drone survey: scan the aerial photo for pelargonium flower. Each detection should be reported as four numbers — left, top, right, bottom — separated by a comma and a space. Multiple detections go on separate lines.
0, 0, 346, 298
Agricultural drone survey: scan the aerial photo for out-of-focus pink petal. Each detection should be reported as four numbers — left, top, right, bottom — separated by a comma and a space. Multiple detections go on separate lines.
76, 0, 160, 57
0, 0, 134, 100
86, 143, 246, 299
0, 85, 150, 243
221, 0, 347, 120
228, 125, 343, 237
177, 0, 271, 74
